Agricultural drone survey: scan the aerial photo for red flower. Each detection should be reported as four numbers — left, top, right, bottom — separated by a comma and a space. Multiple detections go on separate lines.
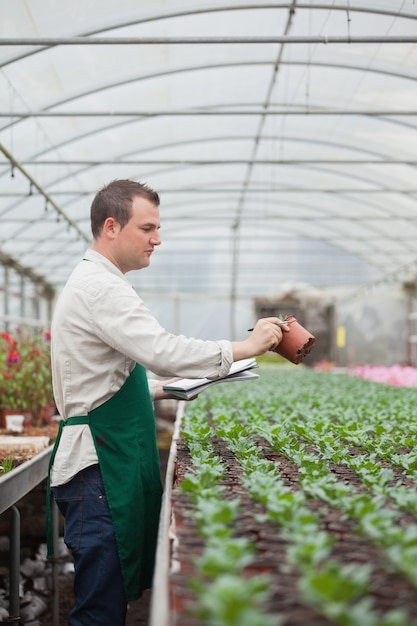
0, 332, 14, 345
6, 350, 20, 364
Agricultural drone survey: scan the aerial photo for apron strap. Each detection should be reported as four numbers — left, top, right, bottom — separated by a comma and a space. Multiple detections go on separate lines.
46, 414, 90, 558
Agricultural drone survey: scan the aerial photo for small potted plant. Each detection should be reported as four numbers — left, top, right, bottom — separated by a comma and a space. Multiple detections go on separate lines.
273, 315, 316, 364
0, 328, 55, 427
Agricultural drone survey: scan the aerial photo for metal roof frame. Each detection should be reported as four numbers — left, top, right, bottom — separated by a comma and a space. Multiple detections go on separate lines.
0, 0, 416, 329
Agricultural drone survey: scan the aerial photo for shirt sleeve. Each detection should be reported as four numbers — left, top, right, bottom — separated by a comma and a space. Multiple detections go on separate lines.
92, 279, 234, 380
146, 376, 159, 400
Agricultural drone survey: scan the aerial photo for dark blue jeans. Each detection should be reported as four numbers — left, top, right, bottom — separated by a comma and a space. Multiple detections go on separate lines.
52, 464, 127, 626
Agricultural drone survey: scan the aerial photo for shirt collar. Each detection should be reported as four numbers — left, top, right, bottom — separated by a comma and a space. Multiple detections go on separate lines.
83, 249, 131, 285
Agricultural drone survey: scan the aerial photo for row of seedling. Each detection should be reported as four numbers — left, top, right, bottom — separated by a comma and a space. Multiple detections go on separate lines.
207, 403, 414, 626
179, 406, 280, 626
178, 366, 417, 625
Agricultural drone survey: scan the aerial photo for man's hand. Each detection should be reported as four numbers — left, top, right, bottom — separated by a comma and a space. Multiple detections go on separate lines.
154, 378, 181, 401
232, 317, 290, 360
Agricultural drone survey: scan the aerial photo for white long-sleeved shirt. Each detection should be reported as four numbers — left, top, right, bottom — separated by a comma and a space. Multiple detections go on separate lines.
50, 249, 233, 487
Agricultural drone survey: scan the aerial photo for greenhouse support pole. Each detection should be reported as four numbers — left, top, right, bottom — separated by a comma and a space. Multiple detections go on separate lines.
51, 498, 60, 626
230, 221, 239, 340
174, 295, 181, 335
3, 266, 9, 332
8, 505, 21, 623
19, 275, 25, 319
328, 303, 337, 364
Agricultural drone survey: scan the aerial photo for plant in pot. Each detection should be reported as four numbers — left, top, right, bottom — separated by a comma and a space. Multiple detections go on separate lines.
273, 315, 316, 364
0, 328, 55, 428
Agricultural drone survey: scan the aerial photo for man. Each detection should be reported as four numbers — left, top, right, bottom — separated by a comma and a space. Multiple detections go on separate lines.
47, 179, 288, 626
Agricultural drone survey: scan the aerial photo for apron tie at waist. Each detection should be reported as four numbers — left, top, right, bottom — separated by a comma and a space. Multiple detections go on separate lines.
64, 415, 90, 426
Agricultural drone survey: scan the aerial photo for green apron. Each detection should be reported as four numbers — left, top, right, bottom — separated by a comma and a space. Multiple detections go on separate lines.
47, 364, 163, 601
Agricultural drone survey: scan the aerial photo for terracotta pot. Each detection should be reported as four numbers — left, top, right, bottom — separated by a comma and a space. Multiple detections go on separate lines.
273, 316, 316, 364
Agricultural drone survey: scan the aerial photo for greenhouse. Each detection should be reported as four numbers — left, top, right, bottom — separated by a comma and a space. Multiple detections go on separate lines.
1, 1, 417, 625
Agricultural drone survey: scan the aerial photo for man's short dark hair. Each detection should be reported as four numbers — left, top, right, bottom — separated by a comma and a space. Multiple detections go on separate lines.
90, 179, 160, 238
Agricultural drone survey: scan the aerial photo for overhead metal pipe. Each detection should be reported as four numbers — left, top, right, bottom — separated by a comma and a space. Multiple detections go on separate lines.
0, 110, 416, 117
0, 188, 416, 196
1, 35, 417, 45
17, 159, 417, 165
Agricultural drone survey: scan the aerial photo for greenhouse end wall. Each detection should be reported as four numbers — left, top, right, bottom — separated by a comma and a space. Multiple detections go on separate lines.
336, 286, 409, 367
141, 286, 412, 368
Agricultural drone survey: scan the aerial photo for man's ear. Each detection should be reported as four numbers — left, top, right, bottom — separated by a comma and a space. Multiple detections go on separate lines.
103, 217, 120, 238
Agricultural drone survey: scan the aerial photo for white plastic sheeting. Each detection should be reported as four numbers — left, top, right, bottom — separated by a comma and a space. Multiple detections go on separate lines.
0, 1, 416, 315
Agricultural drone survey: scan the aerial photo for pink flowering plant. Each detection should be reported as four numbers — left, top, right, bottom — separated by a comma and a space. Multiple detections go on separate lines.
351, 363, 417, 388
314, 359, 417, 389
0, 328, 54, 424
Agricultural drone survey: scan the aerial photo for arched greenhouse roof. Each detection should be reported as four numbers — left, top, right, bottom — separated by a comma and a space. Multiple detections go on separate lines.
1, 0, 417, 303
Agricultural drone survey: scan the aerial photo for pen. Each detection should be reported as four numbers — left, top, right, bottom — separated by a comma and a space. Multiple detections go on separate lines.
247, 321, 288, 331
